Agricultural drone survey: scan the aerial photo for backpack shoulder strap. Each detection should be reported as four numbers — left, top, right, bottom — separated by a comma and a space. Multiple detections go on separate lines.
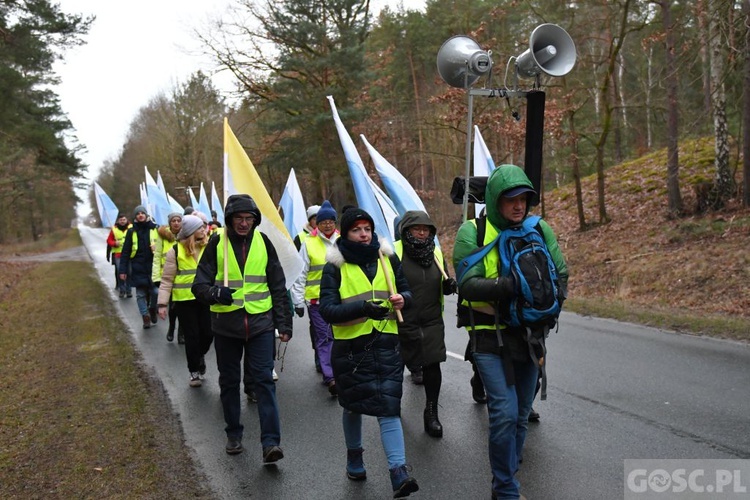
476, 216, 487, 246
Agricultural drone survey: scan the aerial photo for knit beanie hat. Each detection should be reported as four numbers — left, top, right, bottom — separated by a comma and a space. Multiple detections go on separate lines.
183, 206, 195, 215
306, 205, 321, 220
133, 205, 148, 218
176, 215, 204, 241
168, 212, 182, 223
339, 207, 374, 236
316, 200, 337, 223
192, 211, 209, 224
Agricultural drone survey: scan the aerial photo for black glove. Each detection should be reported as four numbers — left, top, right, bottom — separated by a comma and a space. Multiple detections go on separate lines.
362, 300, 389, 320
295, 306, 305, 318
213, 286, 236, 305
442, 277, 458, 295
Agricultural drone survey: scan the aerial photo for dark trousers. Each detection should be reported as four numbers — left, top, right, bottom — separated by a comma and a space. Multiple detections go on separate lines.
214, 331, 281, 447
174, 300, 213, 373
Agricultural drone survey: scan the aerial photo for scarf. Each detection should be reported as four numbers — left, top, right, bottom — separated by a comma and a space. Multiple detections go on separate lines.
338, 233, 381, 266
402, 230, 435, 268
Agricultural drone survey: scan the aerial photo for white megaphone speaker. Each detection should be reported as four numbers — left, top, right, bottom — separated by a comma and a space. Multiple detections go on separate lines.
437, 35, 492, 88
515, 24, 576, 78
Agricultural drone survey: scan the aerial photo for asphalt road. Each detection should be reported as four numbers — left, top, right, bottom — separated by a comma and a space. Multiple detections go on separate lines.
79, 226, 750, 499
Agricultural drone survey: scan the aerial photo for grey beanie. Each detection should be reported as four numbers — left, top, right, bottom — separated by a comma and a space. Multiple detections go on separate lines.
176, 215, 204, 240
134, 205, 148, 218
168, 212, 182, 223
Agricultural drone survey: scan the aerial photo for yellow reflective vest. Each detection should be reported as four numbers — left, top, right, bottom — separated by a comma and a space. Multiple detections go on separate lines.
303, 235, 328, 301
460, 219, 501, 331
111, 225, 130, 254
210, 233, 272, 314
129, 228, 158, 258
171, 244, 203, 302
332, 258, 398, 340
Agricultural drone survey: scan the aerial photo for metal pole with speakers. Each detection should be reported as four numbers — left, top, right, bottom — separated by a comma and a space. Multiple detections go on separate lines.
436, 24, 576, 220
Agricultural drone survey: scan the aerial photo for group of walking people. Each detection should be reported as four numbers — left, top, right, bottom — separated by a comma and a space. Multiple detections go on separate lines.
105, 163, 567, 500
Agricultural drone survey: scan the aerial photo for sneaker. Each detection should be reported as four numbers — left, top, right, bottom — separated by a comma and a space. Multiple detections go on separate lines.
226, 437, 243, 455
262, 445, 284, 464
189, 372, 202, 387
272, 368, 279, 381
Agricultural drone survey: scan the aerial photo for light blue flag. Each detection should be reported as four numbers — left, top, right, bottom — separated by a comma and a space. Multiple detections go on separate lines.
187, 187, 200, 213
473, 126, 496, 217
167, 194, 183, 214
197, 183, 212, 218
327, 95, 397, 243
144, 166, 172, 225
210, 182, 224, 225
140, 183, 148, 211
93, 182, 119, 228
278, 168, 307, 239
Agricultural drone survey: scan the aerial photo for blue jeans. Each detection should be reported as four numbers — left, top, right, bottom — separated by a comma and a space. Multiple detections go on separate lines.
214, 331, 280, 447
342, 410, 406, 469
473, 353, 538, 500
135, 283, 158, 316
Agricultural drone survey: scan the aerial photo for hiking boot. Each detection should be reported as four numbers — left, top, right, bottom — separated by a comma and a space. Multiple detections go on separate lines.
225, 437, 243, 455
346, 448, 366, 480
189, 372, 202, 387
327, 380, 338, 396
470, 375, 487, 404
177, 327, 185, 344
423, 401, 443, 438
410, 370, 423, 385
389, 464, 419, 498
142, 315, 151, 329
262, 445, 284, 464
149, 308, 158, 324
528, 407, 540, 422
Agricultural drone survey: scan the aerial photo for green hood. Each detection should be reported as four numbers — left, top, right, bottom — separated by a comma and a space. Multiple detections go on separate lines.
484, 164, 535, 230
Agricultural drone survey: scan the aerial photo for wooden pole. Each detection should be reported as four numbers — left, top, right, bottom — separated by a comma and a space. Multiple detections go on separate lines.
433, 255, 449, 280
378, 250, 404, 322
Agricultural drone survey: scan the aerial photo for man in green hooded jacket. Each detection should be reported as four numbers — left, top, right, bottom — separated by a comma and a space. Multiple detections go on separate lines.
452, 164, 568, 499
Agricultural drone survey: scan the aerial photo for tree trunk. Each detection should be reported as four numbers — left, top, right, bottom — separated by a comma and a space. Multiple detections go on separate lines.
744, 0, 750, 207
710, 0, 734, 207
662, 0, 684, 217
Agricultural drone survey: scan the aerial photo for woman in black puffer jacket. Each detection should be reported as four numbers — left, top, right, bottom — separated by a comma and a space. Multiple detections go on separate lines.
319, 207, 419, 499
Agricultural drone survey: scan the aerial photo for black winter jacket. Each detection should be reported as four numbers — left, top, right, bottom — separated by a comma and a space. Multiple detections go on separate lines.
119, 219, 157, 288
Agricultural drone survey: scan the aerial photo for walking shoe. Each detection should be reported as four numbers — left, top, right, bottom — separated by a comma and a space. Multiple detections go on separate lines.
262, 445, 284, 464
189, 372, 202, 387
327, 380, 338, 396
225, 437, 243, 455
410, 370, 423, 385
346, 448, 367, 480
142, 315, 151, 329
389, 464, 419, 498
272, 368, 279, 381
246, 390, 257, 404
149, 308, 158, 324
470, 375, 487, 404
528, 407, 540, 422
166, 325, 175, 342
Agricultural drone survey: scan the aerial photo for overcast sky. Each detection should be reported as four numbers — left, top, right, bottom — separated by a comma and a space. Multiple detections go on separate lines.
54, 0, 421, 216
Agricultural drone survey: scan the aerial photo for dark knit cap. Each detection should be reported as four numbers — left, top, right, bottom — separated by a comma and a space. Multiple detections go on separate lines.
339, 207, 375, 235
316, 200, 337, 223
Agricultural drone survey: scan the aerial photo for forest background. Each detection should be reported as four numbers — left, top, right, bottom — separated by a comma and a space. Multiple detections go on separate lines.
2, 0, 749, 334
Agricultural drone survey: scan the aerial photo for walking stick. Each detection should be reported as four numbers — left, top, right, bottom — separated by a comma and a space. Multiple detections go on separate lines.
378, 250, 404, 322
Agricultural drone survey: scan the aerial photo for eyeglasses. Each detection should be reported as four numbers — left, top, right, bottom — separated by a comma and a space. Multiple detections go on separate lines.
317, 220, 336, 226
233, 216, 255, 224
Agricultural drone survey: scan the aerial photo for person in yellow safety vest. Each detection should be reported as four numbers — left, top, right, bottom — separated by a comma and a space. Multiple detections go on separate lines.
107, 213, 132, 298
290, 200, 339, 395
157, 215, 214, 388
394, 210, 458, 439
318, 207, 419, 498
119, 205, 159, 329
191, 194, 292, 462
152, 212, 182, 343
293, 204, 320, 251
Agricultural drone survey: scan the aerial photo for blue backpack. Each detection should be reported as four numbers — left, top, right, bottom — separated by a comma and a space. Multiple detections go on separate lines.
456, 215, 561, 328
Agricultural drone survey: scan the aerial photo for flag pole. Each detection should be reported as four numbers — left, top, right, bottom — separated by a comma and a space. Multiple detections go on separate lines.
379, 250, 403, 323
223, 118, 229, 287
433, 255, 449, 280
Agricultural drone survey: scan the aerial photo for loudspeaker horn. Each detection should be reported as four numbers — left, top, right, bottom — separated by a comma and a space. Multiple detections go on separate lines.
515, 24, 576, 78
437, 35, 492, 88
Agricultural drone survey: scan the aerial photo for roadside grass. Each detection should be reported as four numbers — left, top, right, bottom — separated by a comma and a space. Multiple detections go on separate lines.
0, 231, 213, 498
0, 228, 80, 256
